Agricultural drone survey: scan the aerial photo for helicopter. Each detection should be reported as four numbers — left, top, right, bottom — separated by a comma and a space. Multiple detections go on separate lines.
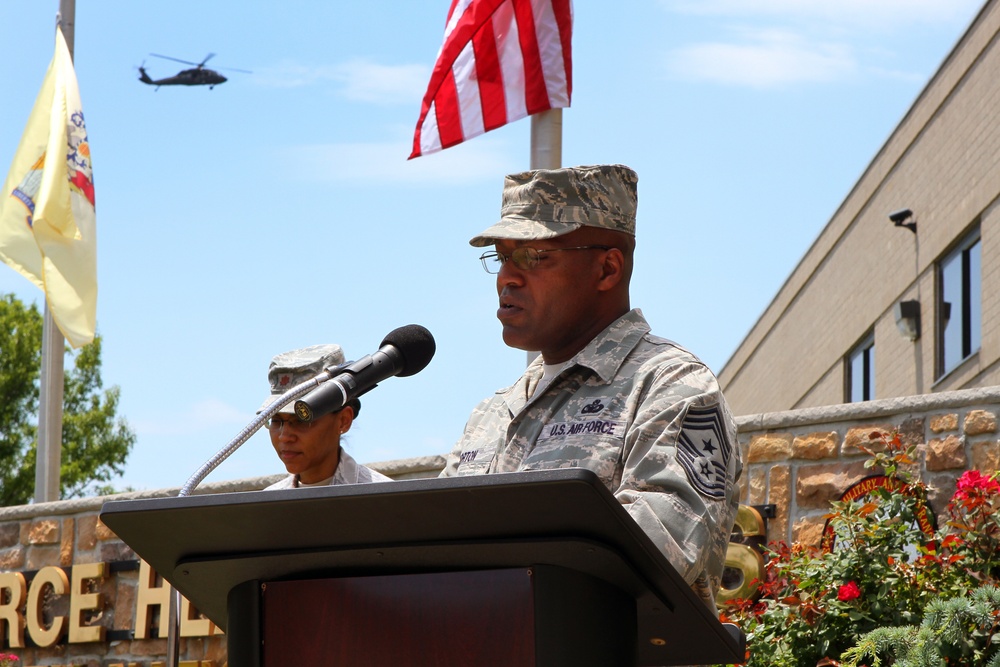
137, 53, 250, 90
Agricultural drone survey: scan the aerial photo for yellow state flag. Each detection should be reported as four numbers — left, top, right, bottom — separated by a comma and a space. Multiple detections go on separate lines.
0, 26, 97, 348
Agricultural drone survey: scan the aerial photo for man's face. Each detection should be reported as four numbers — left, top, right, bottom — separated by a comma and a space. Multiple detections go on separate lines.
494, 231, 610, 363
268, 411, 348, 484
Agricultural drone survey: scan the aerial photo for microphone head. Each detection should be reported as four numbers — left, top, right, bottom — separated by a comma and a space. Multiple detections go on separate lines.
382, 324, 436, 377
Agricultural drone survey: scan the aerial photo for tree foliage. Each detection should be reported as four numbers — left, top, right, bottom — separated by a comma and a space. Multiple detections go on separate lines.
0, 293, 135, 506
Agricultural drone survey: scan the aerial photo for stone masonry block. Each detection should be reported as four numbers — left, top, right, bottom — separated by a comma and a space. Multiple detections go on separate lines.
26, 544, 61, 569
28, 518, 60, 544
965, 409, 998, 436
749, 467, 767, 505
899, 417, 925, 446
60, 517, 74, 567
792, 432, 838, 460
0, 522, 19, 548
972, 440, 1000, 473
0, 546, 25, 570
926, 435, 968, 471
767, 464, 791, 544
843, 425, 895, 454
96, 516, 117, 541
796, 461, 871, 510
748, 433, 793, 463
792, 515, 827, 548
930, 413, 959, 433
78, 514, 99, 551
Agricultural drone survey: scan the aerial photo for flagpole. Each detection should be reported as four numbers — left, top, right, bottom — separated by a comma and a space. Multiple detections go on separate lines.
526, 108, 563, 366
34, 2, 76, 504
530, 108, 562, 171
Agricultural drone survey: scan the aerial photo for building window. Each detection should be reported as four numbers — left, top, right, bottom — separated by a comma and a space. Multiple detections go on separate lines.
938, 231, 981, 377
847, 334, 875, 402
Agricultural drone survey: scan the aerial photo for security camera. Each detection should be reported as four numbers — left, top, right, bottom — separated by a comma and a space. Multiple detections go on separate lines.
889, 208, 913, 224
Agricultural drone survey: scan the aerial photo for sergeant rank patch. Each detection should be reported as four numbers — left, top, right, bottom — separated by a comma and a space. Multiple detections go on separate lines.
676, 404, 732, 499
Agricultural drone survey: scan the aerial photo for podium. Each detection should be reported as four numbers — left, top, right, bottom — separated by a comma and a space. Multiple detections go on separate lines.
100, 469, 745, 666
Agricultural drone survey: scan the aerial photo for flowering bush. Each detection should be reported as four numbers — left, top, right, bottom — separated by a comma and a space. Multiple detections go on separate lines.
0, 654, 19, 667
717, 431, 1000, 667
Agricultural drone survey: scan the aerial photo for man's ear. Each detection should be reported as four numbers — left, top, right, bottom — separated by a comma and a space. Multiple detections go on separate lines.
596, 248, 626, 292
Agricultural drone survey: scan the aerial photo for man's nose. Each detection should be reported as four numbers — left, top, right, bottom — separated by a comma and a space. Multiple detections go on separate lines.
497, 258, 525, 286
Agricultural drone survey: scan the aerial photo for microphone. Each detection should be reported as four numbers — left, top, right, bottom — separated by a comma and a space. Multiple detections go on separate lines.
293, 324, 436, 422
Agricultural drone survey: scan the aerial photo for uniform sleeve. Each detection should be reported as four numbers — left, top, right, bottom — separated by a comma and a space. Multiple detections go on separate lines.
614, 359, 742, 594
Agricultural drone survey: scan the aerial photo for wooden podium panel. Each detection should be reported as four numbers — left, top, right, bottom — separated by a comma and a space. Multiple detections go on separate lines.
258, 567, 634, 667
101, 469, 743, 666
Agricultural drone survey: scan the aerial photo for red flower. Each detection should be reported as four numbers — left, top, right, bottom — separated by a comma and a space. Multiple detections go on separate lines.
953, 470, 1000, 501
837, 581, 861, 602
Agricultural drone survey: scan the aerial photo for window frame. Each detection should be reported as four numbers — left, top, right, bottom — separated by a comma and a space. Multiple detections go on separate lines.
936, 229, 982, 379
845, 332, 875, 403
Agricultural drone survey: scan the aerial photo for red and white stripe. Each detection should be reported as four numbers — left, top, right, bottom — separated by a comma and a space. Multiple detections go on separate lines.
410, 0, 573, 159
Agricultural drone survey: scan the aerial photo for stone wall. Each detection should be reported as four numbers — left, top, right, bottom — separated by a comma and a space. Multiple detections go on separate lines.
738, 386, 1000, 547
0, 457, 447, 667
4, 385, 1000, 666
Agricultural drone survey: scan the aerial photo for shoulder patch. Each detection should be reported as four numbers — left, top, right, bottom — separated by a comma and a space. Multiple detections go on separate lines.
676, 404, 733, 500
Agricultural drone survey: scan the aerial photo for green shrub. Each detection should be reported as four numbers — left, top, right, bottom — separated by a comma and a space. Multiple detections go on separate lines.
718, 431, 1000, 667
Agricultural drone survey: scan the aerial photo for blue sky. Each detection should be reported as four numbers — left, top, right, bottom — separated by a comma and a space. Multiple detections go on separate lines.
0, 0, 985, 492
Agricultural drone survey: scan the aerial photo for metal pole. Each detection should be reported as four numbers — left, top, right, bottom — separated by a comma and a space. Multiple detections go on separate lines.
36, 311, 65, 503
35, 0, 76, 505
526, 109, 563, 365
530, 108, 562, 170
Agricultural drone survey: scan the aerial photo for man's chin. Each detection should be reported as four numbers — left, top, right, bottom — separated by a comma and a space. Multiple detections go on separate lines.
500, 327, 535, 352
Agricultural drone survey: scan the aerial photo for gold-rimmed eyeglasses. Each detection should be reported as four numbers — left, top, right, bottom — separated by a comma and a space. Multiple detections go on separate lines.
478, 245, 611, 274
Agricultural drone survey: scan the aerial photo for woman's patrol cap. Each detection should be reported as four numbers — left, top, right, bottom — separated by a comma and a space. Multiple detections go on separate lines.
258, 344, 361, 417
469, 164, 638, 247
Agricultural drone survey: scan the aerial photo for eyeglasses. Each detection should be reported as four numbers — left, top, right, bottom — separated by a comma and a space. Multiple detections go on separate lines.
266, 416, 315, 434
478, 245, 611, 274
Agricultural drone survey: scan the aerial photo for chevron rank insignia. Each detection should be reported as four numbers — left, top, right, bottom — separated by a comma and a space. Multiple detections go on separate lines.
676, 404, 732, 499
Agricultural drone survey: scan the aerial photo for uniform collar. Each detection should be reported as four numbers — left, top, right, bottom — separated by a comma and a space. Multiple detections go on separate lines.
500, 308, 649, 414
569, 308, 649, 383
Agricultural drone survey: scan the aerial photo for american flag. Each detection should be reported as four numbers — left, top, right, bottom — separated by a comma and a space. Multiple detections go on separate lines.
410, 0, 572, 159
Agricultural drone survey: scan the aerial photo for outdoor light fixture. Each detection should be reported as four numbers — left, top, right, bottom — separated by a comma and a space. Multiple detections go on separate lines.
889, 208, 916, 233
894, 299, 921, 341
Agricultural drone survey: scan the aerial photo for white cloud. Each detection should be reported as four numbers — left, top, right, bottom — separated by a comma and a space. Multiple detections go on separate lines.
663, 0, 982, 30
658, 0, 981, 87
253, 58, 430, 106
336, 60, 431, 105
666, 29, 856, 87
280, 136, 520, 185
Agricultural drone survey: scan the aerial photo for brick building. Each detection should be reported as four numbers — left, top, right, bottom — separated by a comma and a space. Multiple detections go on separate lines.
719, 0, 1000, 415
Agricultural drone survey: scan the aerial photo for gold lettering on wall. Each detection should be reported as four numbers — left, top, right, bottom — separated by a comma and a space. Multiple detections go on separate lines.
134, 560, 170, 640
68, 562, 106, 644
25, 566, 69, 647
0, 572, 27, 648
180, 596, 222, 638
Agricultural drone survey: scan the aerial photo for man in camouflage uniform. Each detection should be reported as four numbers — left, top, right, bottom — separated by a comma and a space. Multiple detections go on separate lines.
258, 344, 390, 489
441, 164, 742, 613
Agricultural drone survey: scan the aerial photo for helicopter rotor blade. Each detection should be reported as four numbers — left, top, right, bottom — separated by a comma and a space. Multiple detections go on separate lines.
149, 53, 200, 67
214, 65, 253, 74
199, 53, 216, 68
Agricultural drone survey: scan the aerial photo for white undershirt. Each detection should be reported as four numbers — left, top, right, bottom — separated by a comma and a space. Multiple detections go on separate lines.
298, 475, 334, 487
533, 360, 571, 398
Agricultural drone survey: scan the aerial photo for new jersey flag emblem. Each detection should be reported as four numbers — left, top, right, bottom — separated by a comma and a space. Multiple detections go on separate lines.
0, 26, 97, 348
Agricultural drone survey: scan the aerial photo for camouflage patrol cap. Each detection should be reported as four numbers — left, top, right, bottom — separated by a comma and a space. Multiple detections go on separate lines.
258, 344, 361, 417
469, 164, 638, 248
